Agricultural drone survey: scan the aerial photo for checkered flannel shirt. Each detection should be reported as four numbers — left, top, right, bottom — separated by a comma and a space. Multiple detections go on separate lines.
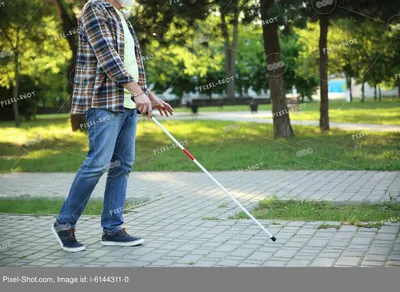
71, 0, 147, 115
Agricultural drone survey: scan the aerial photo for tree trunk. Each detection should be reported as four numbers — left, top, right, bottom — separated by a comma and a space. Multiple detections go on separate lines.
178, 92, 183, 106
398, 80, 400, 97
378, 86, 381, 101
374, 84, 377, 100
53, 0, 86, 131
220, 3, 239, 101
12, 43, 20, 127
361, 81, 365, 102
346, 75, 352, 102
319, 16, 329, 131
260, 0, 293, 138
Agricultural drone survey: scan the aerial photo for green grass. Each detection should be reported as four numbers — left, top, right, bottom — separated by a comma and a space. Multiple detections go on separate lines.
0, 197, 147, 215
0, 114, 399, 172
317, 224, 341, 230
176, 98, 400, 125
229, 196, 400, 225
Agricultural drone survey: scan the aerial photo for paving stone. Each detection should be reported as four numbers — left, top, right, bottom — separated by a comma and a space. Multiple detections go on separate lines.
379, 226, 399, 234
137, 254, 163, 263
310, 258, 336, 267
364, 254, 388, 261
361, 261, 386, 267
247, 252, 273, 262
176, 255, 203, 264
318, 251, 342, 258
194, 260, 218, 267
368, 246, 392, 255
335, 257, 361, 266
216, 259, 241, 267
151, 259, 176, 266
263, 260, 287, 267
386, 261, 400, 266
215, 245, 239, 252
286, 259, 311, 267
229, 249, 255, 258
84, 249, 114, 258
238, 263, 260, 267
273, 249, 298, 258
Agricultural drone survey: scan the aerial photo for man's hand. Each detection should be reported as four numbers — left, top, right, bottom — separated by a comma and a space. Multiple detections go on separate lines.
148, 91, 174, 117
123, 81, 153, 118
133, 93, 152, 118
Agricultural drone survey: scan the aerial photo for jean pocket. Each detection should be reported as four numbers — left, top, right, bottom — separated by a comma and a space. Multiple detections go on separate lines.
85, 108, 97, 120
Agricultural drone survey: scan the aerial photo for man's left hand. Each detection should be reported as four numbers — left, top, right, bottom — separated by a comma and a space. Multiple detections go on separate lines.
148, 91, 174, 117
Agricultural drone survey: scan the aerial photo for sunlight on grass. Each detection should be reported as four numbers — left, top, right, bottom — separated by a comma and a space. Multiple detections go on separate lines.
0, 112, 399, 172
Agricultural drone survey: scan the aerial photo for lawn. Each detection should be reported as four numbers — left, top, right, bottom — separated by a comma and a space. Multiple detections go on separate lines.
229, 196, 400, 227
0, 114, 399, 172
0, 197, 147, 216
176, 98, 400, 125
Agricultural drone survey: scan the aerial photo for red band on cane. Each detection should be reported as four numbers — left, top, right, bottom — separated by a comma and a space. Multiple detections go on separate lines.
183, 149, 195, 161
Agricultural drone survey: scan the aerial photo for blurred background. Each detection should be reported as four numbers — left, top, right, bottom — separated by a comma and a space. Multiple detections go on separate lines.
0, 0, 399, 174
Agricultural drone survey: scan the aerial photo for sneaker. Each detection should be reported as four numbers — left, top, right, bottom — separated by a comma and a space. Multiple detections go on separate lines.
51, 223, 86, 252
101, 228, 144, 246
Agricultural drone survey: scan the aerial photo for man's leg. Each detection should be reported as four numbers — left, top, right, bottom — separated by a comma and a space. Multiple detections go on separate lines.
101, 109, 143, 246
53, 108, 127, 251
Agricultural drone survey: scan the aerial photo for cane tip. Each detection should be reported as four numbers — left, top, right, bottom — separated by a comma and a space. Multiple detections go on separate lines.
271, 236, 277, 242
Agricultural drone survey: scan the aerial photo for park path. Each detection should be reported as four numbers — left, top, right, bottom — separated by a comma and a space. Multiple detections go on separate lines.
1, 171, 399, 203
0, 170, 399, 267
147, 111, 400, 132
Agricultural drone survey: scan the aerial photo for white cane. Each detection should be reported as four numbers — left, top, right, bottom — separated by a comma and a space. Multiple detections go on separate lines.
151, 116, 276, 242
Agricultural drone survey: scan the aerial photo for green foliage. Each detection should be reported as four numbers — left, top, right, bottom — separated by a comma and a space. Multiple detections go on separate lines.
294, 17, 400, 93
0, 0, 71, 119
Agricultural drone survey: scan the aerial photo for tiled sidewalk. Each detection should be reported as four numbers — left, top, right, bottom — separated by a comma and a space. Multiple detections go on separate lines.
1, 171, 399, 204
0, 171, 399, 267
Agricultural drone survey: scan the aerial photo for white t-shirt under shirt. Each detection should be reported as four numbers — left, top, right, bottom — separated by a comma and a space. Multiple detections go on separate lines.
113, 8, 139, 109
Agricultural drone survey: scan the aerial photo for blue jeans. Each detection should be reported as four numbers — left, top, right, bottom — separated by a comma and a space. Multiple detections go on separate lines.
56, 108, 137, 233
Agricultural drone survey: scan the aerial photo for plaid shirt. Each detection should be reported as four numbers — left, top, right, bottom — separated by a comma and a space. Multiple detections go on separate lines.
71, 0, 147, 115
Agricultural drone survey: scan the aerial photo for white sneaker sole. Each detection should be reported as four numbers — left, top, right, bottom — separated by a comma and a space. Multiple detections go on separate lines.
51, 224, 86, 253
101, 238, 144, 247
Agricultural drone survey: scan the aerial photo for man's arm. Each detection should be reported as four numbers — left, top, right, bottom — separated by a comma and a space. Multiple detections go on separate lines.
81, 3, 152, 116
81, 3, 134, 85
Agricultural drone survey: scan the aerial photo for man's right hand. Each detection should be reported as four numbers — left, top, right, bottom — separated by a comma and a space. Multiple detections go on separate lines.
133, 93, 152, 118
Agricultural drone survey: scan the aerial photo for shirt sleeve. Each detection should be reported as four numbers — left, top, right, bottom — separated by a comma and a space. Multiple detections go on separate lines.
81, 3, 136, 85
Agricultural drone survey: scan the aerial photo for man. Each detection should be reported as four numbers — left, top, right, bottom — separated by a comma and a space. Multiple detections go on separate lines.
52, 0, 173, 252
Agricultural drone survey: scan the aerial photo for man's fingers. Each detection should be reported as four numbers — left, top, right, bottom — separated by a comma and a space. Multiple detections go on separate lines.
140, 104, 147, 115
164, 103, 174, 115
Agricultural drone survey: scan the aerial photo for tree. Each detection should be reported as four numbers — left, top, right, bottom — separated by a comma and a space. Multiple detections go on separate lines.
0, 0, 70, 126
144, 15, 224, 103
219, 0, 240, 101
260, 0, 294, 137
51, 0, 87, 131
